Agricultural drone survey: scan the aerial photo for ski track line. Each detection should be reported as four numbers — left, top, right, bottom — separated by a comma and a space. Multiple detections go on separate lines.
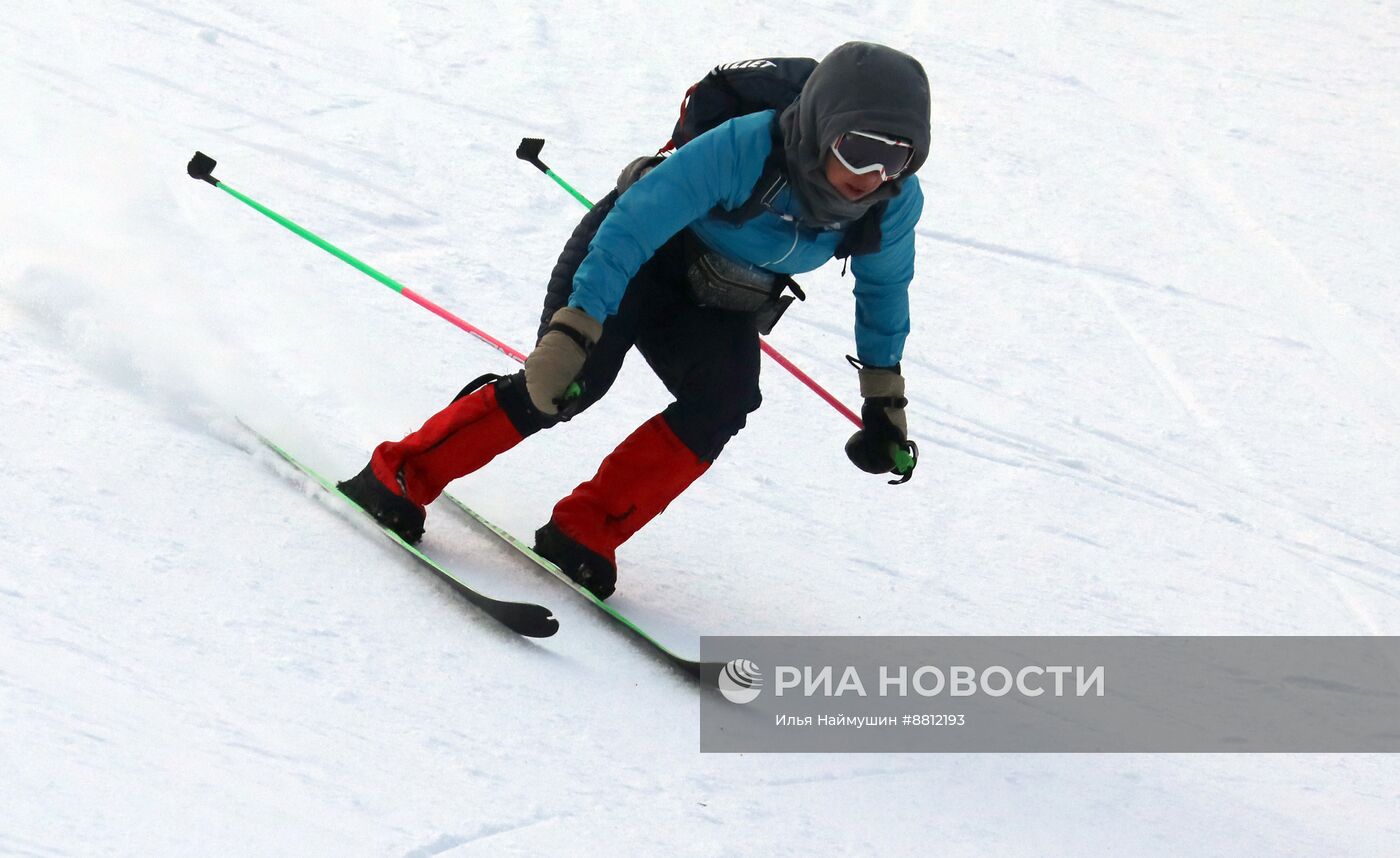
1077, 271, 1243, 462
9, 63, 122, 119
118, 0, 277, 53
942, 36, 1400, 627
1084, 0, 1185, 21
108, 64, 432, 212
1059, 280, 1382, 604
1091, 91, 1400, 633
0, 833, 69, 858
895, 228, 1356, 567
914, 226, 1250, 315
914, 396, 1400, 592
1276, 545, 1388, 637
757, 763, 931, 790
1082, 41, 1400, 440
400, 809, 577, 858
1070, 418, 1400, 566
1175, 146, 1400, 431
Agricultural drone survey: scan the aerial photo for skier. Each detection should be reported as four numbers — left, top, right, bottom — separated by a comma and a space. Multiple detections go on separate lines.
338, 41, 932, 600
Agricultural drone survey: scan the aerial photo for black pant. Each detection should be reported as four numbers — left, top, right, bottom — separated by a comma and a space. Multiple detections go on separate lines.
528, 191, 762, 462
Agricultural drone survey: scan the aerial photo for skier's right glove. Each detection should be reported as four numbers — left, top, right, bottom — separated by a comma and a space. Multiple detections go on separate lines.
525, 306, 603, 417
844, 360, 918, 484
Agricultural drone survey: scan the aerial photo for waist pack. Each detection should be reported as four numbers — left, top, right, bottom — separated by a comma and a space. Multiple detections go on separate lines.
682, 230, 804, 335
615, 155, 805, 334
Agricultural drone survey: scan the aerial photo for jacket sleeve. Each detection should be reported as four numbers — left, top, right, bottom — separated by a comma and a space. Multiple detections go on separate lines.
566, 114, 771, 322
849, 176, 922, 367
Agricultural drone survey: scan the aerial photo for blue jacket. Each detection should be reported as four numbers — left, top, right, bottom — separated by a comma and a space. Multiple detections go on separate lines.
567, 110, 921, 367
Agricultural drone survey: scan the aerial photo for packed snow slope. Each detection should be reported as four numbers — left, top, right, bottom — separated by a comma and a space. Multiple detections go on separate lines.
3, 1, 1398, 855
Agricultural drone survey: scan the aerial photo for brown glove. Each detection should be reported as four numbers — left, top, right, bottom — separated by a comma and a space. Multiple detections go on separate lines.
857, 365, 908, 437
845, 362, 917, 483
525, 306, 604, 416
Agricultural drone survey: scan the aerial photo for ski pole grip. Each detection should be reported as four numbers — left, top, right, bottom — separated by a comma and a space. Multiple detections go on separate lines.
187, 151, 219, 186
516, 138, 550, 173
888, 440, 918, 485
552, 380, 587, 421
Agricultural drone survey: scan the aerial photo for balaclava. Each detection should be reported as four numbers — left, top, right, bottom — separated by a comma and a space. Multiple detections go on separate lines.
778, 42, 931, 227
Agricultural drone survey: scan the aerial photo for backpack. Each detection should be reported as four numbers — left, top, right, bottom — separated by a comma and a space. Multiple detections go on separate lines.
663, 58, 817, 151
659, 57, 886, 258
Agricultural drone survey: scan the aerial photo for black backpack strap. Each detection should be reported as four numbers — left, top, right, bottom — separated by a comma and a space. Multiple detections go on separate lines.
708, 115, 788, 225
707, 115, 888, 258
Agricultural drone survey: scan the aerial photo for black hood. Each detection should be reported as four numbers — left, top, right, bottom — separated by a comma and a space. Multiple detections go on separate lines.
779, 42, 931, 227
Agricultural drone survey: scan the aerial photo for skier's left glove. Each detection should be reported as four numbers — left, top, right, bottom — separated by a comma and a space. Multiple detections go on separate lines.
844, 360, 918, 484
525, 306, 603, 418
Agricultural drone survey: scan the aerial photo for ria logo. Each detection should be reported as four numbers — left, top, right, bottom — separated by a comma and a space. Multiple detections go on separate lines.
718, 659, 763, 704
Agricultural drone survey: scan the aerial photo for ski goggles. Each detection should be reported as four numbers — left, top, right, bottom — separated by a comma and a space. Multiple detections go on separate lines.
830, 130, 915, 181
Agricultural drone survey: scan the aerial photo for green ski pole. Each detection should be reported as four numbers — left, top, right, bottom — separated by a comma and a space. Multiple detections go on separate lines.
185, 151, 529, 363
516, 138, 596, 210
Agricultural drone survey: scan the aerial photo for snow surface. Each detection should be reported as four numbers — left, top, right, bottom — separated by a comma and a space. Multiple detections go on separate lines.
3, 1, 1399, 855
